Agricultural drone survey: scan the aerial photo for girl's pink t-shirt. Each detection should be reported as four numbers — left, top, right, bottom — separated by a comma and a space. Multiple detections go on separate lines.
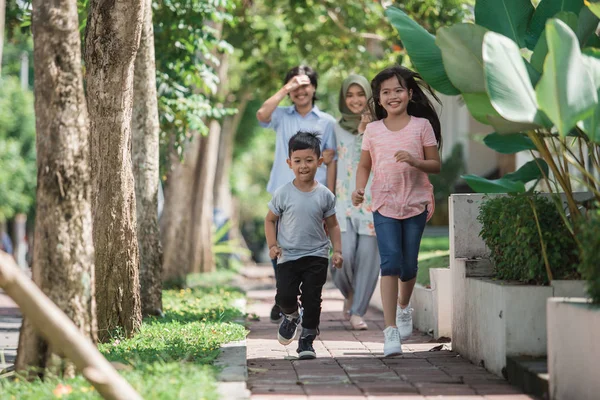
361, 117, 437, 221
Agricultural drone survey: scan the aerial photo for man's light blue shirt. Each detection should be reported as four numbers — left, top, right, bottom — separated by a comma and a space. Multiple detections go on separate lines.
260, 105, 337, 194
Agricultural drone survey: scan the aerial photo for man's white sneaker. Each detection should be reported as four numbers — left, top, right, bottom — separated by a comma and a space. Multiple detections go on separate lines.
396, 306, 414, 340
383, 326, 402, 357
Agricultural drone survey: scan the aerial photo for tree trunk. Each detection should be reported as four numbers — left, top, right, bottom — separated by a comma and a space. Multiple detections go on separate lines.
189, 121, 221, 273
0, 0, 5, 76
160, 135, 200, 285
132, 0, 163, 317
85, 0, 143, 341
17, 0, 96, 378
188, 44, 230, 273
213, 93, 250, 215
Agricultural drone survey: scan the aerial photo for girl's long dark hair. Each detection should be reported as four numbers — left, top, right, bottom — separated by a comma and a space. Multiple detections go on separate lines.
369, 66, 442, 150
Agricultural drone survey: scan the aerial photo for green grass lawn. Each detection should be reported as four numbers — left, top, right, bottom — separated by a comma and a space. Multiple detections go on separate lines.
0, 272, 247, 400
417, 236, 450, 287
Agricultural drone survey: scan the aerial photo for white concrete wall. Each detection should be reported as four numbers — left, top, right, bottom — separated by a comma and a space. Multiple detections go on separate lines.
548, 298, 600, 400
449, 194, 491, 260
449, 194, 592, 377
551, 280, 587, 298
431, 268, 452, 339
411, 284, 434, 335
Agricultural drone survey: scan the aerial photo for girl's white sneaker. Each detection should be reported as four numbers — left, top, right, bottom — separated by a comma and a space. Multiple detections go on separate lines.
396, 306, 414, 340
383, 326, 402, 357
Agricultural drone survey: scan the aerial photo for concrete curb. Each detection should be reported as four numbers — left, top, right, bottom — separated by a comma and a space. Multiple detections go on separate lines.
215, 297, 250, 400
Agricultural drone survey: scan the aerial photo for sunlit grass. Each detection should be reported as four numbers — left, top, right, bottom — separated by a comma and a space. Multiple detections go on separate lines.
0, 272, 247, 400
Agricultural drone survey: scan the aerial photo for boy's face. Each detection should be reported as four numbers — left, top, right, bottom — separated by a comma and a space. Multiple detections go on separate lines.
289, 77, 316, 108
287, 148, 322, 183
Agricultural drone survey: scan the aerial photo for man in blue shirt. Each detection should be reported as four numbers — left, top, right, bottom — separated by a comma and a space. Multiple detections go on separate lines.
256, 65, 337, 323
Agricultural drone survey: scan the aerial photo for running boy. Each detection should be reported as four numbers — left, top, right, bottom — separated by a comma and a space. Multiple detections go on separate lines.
265, 131, 343, 360
257, 65, 337, 323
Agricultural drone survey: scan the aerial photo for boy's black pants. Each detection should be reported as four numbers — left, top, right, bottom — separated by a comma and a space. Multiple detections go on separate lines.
275, 256, 328, 330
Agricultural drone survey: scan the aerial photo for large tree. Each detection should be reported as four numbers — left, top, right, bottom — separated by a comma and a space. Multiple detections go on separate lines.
16, 0, 96, 378
85, 0, 143, 340
132, 0, 163, 317
157, 2, 236, 282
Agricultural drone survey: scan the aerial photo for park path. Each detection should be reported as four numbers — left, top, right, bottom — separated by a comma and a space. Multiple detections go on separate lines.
241, 264, 535, 400
0, 289, 20, 373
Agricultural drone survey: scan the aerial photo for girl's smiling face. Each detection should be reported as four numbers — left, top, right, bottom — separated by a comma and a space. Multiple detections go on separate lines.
345, 84, 367, 114
379, 76, 412, 117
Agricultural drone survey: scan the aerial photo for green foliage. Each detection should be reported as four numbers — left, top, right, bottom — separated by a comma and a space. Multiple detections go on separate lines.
475, 0, 534, 48
388, 0, 600, 252
536, 19, 597, 136
0, 77, 36, 221
435, 23, 488, 93
153, 0, 238, 167
0, 281, 247, 399
526, 0, 584, 49
416, 236, 450, 286
577, 208, 600, 303
213, 220, 251, 270
386, 7, 459, 95
478, 194, 579, 284
462, 158, 548, 193
429, 143, 465, 202
482, 31, 549, 126
483, 132, 537, 154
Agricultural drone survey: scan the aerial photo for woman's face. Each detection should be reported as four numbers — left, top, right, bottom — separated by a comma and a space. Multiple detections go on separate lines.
345, 84, 368, 114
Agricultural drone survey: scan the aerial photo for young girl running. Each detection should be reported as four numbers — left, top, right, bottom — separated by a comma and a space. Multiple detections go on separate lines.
352, 66, 442, 357
327, 74, 380, 331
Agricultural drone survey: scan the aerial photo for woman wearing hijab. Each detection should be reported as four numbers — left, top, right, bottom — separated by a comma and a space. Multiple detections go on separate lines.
328, 74, 380, 330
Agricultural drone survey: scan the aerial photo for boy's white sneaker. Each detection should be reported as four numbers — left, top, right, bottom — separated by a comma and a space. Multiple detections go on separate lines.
396, 306, 414, 340
383, 326, 402, 357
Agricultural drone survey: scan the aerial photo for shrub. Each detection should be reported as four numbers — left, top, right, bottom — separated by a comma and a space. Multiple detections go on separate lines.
577, 209, 600, 304
478, 193, 579, 284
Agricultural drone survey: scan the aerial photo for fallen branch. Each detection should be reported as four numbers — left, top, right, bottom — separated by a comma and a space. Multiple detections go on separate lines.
0, 251, 142, 400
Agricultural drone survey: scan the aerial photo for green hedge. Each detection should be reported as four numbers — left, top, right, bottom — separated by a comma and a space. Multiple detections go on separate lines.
478, 194, 579, 284
577, 209, 600, 304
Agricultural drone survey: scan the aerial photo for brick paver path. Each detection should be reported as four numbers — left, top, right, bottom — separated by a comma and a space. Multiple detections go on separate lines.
243, 265, 535, 400
0, 290, 20, 372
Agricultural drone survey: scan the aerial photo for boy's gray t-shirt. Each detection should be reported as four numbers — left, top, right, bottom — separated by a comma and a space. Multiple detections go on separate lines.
268, 181, 336, 264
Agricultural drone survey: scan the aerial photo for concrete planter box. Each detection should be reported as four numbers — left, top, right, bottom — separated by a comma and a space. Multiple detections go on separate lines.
547, 298, 600, 400
449, 194, 589, 377
370, 267, 452, 339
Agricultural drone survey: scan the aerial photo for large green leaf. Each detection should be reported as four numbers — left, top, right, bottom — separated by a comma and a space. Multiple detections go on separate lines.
577, 6, 600, 46
462, 158, 548, 193
486, 115, 542, 134
530, 12, 579, 73
385, 7, 460, 96
588, 1, 600, 18
578, 48, 600, 143
524, 59, 542, 86
536, 19, 597, 137
504, 158, 550, 183
462, 174, 526, 193
483, 132, 538, 154
463, 92, 499, 124
526, 0, 584, 49
436, 24, 488, 93
474, 0, 534, 48
482, 31, 548, 125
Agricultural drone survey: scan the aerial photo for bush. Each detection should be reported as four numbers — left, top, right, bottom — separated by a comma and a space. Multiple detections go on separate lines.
478, 193, 579, 284
577, 209, 600, 304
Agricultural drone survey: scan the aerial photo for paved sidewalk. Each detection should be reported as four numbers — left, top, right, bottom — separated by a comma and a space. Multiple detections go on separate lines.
0, 290, 20, 372
242, 265, 534, 400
